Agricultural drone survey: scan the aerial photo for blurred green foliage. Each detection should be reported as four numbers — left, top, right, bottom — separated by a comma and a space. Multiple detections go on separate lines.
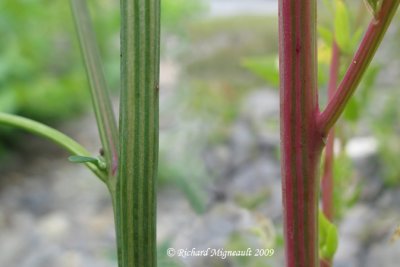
158, 152, 208, 214
186, 16, 278, 89
161, 0, 206, 32
372, 90, 400, 186
332, 152, 360, 219
241, 56, 279, 87
0, 0, 205, 149
0, 0, 90, 121
183, 81, 241, 124
180, 15, 279, 146
0, 0, 204, 123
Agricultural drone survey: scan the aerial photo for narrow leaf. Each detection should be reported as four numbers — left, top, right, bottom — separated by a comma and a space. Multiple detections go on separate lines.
319, 211, 339, 260
343, 97, 360, 122
322, 225, 339, 259
318, 26, 333, 45
69, 155, 107, 170
69, 155, 99, 164
242, 56, 280, 87
334, 0, 351, 53
350, 27, 365, 50
70, 0, 118, 177
319, 210, 329, 246
0, 112, 107, 182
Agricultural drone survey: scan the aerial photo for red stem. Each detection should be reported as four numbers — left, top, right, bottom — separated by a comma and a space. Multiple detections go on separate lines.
318, 0, 400, 136
320, 259, 332, 267
320, 41, 340, 267
279, 1, 324, 266
322, 131, 335, 219
322, 40, 340, 222
279, 1, 399, 266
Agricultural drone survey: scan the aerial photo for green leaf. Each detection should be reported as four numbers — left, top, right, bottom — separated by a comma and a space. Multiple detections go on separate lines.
319, 210, 329, 246
69, 155, 99, 164
359, 65, 380, 102
0, 112, 107, 182
319, 211, 339, 260
322, 224, 339, 259
242, 56, 280, 87
70, 0, 118, 175
334, 0, 351, 53
318, 26, 333, 45
342, 66, 380, 123
343, 97, 360, 122
350, 27, 364, 51
69, 155, 107, 170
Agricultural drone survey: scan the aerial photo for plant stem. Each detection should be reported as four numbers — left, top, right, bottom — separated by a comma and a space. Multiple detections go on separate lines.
115, 0, 160, 266
279, 1, 323, 266
322, 41, 340, 222
0, 112, 107, 182
320, 40, 340, 267
70, 0, 119, 180
318, 0, 400, 136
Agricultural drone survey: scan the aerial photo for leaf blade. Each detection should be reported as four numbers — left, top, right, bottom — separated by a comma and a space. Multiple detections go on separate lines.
334, 0, 351, 53
242, 56, 280, 87
319, 211, 339, 260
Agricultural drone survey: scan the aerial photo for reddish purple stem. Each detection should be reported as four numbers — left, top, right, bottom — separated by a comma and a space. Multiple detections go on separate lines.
320, 40, 340, 267
279, 1, 323, 266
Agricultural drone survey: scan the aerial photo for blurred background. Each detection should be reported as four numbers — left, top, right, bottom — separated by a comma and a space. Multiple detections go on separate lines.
0, 0, 400, 266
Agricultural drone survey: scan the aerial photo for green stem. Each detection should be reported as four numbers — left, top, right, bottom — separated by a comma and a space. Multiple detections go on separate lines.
0, 112, 107, 182
70, 0, 119, 179
115, 0, 160, 266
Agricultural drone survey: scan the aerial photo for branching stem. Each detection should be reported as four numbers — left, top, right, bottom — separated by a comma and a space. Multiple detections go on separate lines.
0, 112, 107, 182
318, 0, 400, 136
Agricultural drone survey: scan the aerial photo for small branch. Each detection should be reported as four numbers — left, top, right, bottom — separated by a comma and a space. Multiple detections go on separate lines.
320, 40, 340, 267
0, 112, 107, 182
318, 0, 400, 136
70, 0, 119, 178
322, 40, 340, 222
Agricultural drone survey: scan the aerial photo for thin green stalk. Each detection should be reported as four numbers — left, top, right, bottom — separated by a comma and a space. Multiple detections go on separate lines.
115, 0, 160, 266
70, 0, 119, 181
0, 112, 107, 182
